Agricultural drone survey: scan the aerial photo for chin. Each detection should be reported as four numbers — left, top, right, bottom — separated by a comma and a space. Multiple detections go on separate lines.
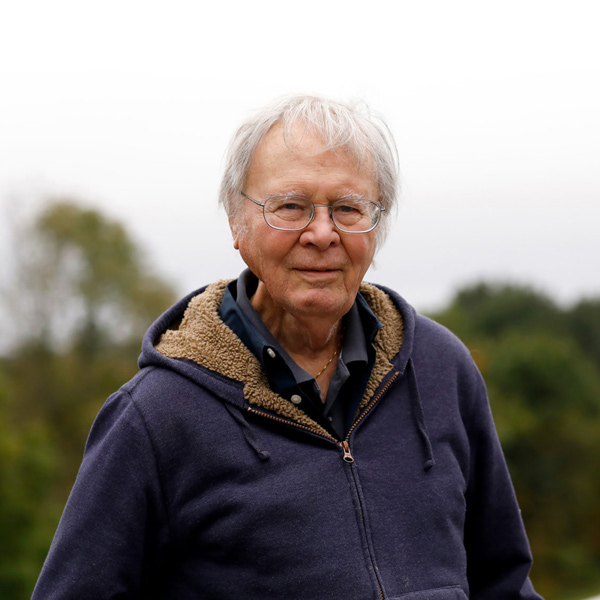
286, 289, 350, 319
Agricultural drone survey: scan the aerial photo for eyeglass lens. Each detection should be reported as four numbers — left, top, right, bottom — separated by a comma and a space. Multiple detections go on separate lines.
264, 197, 380, 232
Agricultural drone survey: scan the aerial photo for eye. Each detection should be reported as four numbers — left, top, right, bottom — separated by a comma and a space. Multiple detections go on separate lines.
280, 202, 304, 211
267, 197, 305, 209
337, 203, 360, 213
265, 196, 312, 223
333, 200, 368, 216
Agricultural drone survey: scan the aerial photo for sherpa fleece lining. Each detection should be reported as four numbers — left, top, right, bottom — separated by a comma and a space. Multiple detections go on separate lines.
156, 280, 404, 438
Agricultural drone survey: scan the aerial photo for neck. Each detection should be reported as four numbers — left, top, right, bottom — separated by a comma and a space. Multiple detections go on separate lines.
250, 283, 344, 360
256, 301, 342, 357
250, 280, 356, 401
258, 308, 342, 401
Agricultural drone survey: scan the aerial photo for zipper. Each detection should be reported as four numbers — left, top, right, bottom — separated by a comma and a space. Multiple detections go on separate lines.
339, 370, 400, 600
346, 447, 386, 600
342, 370, 401, 447
246, 406, 338, 442
247, 370, 401, 600
247, 370, 401, 461
341, 440, 354, 463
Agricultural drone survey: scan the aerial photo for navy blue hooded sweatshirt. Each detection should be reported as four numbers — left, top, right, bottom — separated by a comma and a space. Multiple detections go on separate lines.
32, 280, 543, 600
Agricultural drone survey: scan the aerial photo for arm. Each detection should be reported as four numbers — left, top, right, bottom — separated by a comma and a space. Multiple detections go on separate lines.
462, 366, 543, 600
32, 389, 169, 600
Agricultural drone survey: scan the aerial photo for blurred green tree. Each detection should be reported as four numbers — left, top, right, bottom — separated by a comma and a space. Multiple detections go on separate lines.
5, 200, 175, 352
0, 365, 58, 599
566, 298, 600, 370
435, 282, 565, 341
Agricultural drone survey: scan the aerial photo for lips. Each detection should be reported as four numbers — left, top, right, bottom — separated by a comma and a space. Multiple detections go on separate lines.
292, 268, 342, 283
294, 268, 341, 275
292, 266, 342, 272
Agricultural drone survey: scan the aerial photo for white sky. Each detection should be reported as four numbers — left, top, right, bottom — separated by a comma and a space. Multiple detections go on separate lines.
1, 0, 599, 312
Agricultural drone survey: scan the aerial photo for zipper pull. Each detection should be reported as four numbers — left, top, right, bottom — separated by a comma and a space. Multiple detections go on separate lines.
341, 440, 354, 463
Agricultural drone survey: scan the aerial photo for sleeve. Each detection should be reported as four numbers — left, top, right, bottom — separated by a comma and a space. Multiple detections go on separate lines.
32, 389, 170, 600
462, 365, 543, 600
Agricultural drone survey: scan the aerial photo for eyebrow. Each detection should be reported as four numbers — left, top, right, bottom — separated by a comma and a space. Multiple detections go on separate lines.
334, 191, 367, 200
269, 190, 305, 198
266, 190, 372, 201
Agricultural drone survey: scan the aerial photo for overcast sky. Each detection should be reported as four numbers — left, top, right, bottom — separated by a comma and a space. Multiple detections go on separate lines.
1, 0, 599, 312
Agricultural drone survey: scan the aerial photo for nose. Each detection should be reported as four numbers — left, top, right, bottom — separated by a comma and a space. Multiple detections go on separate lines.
299, 205, 340, 249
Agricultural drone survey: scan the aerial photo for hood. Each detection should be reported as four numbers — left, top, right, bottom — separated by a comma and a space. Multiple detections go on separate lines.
139, 279, 419, 442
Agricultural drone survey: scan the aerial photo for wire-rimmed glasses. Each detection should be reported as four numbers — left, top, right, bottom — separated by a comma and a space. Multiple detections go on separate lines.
240, 192, 385, 234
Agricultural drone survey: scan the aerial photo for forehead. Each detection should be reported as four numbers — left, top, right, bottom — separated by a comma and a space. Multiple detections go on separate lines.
246, 122, 377, 195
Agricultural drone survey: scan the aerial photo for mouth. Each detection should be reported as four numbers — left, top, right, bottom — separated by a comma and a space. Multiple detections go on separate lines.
294, 267, 339, 273
293, 267, 341, 280
293, 265, 341, 271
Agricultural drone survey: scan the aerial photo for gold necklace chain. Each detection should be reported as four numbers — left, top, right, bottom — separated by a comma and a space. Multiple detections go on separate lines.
314, 348, 339, 378
314, 332, 343, 379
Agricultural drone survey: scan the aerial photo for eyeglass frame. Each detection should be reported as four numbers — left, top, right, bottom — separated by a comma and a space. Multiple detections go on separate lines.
239, 191, 385, 234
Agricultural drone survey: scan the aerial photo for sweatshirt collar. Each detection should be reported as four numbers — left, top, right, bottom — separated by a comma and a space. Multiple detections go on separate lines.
218, 269, 381, 376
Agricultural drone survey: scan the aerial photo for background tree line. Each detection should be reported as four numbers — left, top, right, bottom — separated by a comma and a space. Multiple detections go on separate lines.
0, 200, 599, 599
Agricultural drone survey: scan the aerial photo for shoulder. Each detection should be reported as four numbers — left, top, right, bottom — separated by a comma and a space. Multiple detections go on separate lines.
362, 282, 476, 369
87, 364, 243, 474
123, 363, 243, 421
414, 314, 475, 362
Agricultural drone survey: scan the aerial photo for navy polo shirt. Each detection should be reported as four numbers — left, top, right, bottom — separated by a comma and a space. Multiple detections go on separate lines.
219, 269, 381, 439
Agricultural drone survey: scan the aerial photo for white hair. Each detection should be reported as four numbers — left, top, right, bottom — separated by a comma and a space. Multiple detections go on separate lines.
219, 94, 400, 247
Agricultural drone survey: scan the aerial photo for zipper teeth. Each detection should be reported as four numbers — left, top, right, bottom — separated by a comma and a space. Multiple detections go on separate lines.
346, 372, 400, 600
246, 406, 337, 442
344, 370, 400, 443
247, 370, 401, 448
349, 453, 387, 600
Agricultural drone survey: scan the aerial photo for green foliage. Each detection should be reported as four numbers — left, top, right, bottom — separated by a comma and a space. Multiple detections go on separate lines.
0, 366, 59, 599
431, 283, 600, 600
437, 282, 565, 340
567, 298, 600, 371
0, 200, 176, 599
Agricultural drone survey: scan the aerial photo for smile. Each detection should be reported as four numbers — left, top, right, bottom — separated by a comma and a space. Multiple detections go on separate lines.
293, 267, 341, 272
294, 268, 341, 280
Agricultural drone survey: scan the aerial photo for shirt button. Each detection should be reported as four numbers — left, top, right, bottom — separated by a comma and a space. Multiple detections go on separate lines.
266, 348, 276, 358
290, 395, 302, 405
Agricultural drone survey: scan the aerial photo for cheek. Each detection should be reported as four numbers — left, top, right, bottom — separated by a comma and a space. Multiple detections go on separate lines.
232, 211, 261, 253
348, 239, 376, 273
236, 229, 280, 278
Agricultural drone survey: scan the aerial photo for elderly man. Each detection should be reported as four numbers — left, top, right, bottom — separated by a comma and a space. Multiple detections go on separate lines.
33, 95, 542, 599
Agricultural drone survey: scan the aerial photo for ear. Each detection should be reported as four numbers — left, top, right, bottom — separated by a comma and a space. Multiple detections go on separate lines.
229, 214, 241, 249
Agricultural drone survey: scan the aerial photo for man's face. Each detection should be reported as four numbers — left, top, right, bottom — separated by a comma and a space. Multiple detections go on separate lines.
231, 122, 378, 322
